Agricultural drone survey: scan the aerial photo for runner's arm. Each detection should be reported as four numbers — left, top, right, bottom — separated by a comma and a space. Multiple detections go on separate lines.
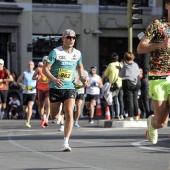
137, 36, 170, 54
17, 72, 25, 89
32, 67, 39, 80
3, 75, 13, 82
42, 61, 63, 87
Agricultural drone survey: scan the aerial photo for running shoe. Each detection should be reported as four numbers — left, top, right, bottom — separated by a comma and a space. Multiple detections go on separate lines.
26, 122, 31, 128
59, 125, 64, 132
61, 144, 71, 152
56, 114, 61, 124
44, 120, 48, 127
89, 120, 94, 124
40, 120, 45, 128
146, 115, 158, 144
74, 121, 80, 127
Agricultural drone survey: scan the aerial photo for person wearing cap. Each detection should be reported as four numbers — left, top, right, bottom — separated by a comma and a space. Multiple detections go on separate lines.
85, 66, 103, 123
0, 59, 13, 118
17, 61, 37, 128
42, 29, 88, 152
32, 56, 50, 128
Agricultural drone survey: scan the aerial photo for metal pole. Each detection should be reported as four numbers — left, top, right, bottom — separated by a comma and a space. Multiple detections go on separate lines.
7, 42, 10, 69
127, 0, 133, 52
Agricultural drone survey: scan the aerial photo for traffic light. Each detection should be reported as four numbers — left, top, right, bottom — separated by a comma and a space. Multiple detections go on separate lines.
132, 0, 143, 25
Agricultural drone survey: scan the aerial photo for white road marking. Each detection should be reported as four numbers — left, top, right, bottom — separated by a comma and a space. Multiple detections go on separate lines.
8, 131, 108, 170
131, 139, 170, 152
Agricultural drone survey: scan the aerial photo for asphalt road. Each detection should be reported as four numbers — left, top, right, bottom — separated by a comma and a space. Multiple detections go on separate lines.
0, 119, 169, 170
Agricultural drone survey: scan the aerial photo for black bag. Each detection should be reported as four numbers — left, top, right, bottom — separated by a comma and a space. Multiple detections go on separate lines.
110, 82, 119, 92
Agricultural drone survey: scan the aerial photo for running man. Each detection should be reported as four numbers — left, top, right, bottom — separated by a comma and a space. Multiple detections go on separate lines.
42, 29, 87, 151
17, 61, 37, 128
137, 0, 170, 144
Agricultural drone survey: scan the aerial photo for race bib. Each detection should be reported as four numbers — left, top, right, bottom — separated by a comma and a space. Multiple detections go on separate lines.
41, 76, 48, 83
75, 84, 83, 89
58, 68, 73, 81
26, 86, 34, 92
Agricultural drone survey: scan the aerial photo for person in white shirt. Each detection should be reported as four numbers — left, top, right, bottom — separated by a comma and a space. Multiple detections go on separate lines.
85, 66, 103, 123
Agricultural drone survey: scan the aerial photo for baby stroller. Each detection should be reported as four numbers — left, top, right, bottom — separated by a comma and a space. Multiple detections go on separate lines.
7, 90, 22, 119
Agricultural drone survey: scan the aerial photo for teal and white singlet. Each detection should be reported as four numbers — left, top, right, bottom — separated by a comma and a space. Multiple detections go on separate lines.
47, 46, 82, 89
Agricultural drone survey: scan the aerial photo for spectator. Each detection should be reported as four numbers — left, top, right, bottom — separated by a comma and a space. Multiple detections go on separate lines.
85, 66, 103, 123
140, 68, 153, 118
104, 53, 124, 120
8, 93, 21, 119
138, 68, 144, 118
120, 52, 141, 121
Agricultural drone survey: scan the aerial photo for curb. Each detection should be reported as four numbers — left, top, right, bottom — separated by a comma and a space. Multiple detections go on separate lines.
97, 119, 147, 128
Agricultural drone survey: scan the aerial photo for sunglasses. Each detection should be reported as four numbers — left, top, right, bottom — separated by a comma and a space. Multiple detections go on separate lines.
66, 36, 76, 40
91, 69, 96, 71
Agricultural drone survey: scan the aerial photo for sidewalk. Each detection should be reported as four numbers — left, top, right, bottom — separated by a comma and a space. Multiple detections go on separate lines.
97, 118, 170, 128
97, 119, 147, 128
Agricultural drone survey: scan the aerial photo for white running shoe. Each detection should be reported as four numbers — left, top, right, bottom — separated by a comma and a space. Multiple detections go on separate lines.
56, 114, 61, 124
146, 115, 158, 144
59, 125, 64, 132
61, 144, 71, 152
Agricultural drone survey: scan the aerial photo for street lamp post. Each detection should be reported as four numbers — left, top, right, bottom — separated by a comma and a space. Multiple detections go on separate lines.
127, 0, 133, 52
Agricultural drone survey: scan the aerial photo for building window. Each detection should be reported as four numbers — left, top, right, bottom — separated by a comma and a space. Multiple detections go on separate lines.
32, 0, 77, 4
32, 35, 62, 66
99, 0, 148, 6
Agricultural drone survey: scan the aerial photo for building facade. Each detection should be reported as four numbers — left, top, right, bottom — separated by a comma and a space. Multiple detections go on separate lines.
0, 0, 163, 75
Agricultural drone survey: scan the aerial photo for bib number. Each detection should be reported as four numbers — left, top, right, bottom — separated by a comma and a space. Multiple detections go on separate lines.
41, 76, 48, 83
58, 68, 73, 81
26, 86, 34, 92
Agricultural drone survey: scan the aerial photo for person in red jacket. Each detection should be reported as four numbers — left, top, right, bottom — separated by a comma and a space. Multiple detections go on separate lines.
0, 59, 13, 119
32, 56, 50, 128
